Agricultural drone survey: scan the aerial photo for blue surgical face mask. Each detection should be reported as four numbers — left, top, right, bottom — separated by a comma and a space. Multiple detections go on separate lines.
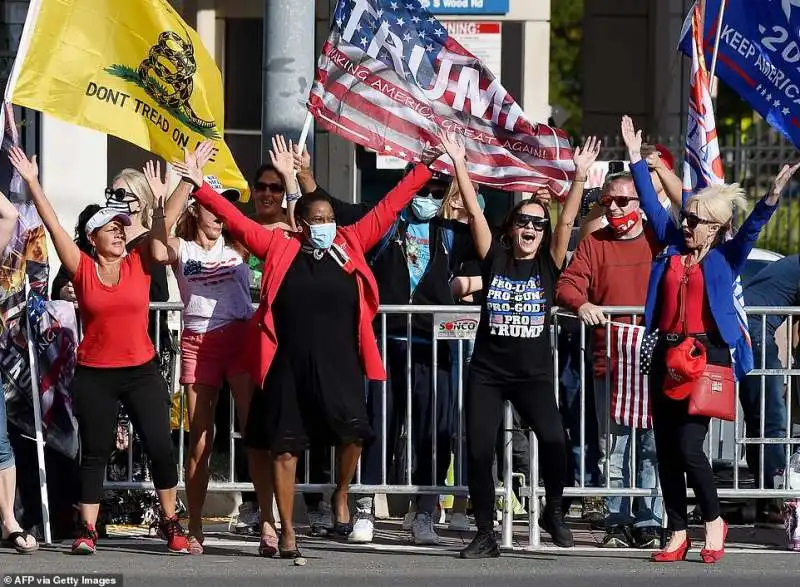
411, 195, 442, 221
305, 221, 336, 249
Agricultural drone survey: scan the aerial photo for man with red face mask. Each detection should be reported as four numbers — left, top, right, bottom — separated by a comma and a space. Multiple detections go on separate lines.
556, 172, 664, 549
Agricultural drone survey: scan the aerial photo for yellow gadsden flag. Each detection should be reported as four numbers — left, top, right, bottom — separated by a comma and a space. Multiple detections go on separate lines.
5, 0, 249, 200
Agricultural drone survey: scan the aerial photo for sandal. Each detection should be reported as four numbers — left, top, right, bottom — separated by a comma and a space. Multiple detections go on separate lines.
259, 533, 278, 557
278, 534, 302, 559
187, 535, 204, 555
3, 530, 39, 554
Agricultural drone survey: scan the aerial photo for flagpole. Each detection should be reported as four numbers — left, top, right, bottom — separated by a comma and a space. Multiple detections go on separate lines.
24, 277, 52, 545
708, 0, 728, 94
297, 112, 314, 153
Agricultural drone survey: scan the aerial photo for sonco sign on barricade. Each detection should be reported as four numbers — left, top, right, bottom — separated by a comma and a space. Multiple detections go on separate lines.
434, 313, 479, 340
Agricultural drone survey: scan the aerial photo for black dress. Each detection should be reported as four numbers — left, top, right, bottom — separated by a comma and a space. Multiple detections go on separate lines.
247, 249, 373, 454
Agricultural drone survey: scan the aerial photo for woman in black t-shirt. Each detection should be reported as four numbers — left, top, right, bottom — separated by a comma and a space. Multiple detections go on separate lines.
439, 132, 600, 558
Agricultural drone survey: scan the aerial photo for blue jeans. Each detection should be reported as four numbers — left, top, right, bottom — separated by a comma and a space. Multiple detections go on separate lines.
594, 378, 661, 528
0, 380, 14, 471
560, 355, 601, 487
739, 336, 787, 488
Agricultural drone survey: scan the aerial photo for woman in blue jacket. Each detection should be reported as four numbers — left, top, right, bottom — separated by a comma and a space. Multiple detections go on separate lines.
621, 115, 799, 564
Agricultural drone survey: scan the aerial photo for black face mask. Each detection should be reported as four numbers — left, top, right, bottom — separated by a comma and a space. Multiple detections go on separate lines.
105, 187, 139, 214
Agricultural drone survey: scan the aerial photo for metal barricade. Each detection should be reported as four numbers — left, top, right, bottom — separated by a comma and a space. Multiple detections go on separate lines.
99, 302, 800, 550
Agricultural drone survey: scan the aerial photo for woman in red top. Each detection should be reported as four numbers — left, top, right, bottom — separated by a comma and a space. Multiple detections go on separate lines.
173, 139, 439, 558
8, 147, 189, 556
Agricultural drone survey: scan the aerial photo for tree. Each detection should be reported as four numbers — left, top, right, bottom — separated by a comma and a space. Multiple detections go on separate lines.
549, 0, 584, 139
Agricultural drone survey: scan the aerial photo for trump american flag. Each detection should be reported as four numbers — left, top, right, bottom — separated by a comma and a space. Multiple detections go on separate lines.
609, 323, 653, 430
680, 1, 751, 364
309, 0, 576, 198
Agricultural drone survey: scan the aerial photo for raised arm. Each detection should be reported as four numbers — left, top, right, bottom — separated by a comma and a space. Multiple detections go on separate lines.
144, 160, 181, 265
293, 144, 371, 226
8, 147, 81, 276
621, 116, 681, 246
172, 153, 275, 259
551, 136, 601, 268
348, 162, 433, 252
0, 191, 19, 254
722, 161, 800, 274
643, 145, 683, 209
439, 131, 492, 259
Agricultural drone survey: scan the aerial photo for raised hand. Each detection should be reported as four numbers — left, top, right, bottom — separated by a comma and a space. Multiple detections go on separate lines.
192, 140, 216, 170
143, 160, 168, 201
269, 135, 295, 178
8, 147, 39, 183
438, 129, 467, 163
620, 116, 643, 161
768, 160, 800, 204
573, 136, 601, 177
420, 140, 444, 167
293, 144, 311, 174
533, 187, 552, 207
171, 148, 204, 188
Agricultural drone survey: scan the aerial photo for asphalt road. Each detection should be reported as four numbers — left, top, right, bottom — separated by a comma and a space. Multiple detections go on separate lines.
3, 535, 799, 587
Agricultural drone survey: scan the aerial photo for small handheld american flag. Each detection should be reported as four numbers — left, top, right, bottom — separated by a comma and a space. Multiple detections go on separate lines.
609, 322, 655, 430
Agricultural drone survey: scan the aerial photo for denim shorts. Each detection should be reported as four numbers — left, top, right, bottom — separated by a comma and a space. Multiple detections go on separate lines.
0, 377, 14, 471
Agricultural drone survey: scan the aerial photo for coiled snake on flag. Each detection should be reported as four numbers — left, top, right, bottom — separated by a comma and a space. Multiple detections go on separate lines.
137, 31, 214, 131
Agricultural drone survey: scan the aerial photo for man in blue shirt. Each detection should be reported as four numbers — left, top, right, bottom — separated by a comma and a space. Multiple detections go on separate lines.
741, 255, 800, 502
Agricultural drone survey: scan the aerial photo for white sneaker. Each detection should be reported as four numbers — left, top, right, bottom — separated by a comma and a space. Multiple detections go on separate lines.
448, 512, 471, 532
233, 502, 259, 535
412, 513, 440, 545
402, 511, 416, 531
348, 508, 375, 543
308, 502, 333, 536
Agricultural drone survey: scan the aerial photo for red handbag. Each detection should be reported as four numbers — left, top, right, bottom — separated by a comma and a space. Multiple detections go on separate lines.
664, 257, 736, 421
687, 363, 736, 421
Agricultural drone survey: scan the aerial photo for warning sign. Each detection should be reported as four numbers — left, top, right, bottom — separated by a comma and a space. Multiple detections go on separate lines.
443, 21, 502, 80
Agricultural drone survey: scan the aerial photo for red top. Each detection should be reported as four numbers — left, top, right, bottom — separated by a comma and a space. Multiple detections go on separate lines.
556, 227, 661, 377
658, 255, 716, 335
73, 248, 156, 368
192, 163, 433, 386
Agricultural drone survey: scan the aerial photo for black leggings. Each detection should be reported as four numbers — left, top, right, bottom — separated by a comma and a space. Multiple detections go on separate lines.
652, 335, 724, 531
73, 360, 178, 504
466, 367, 567, 532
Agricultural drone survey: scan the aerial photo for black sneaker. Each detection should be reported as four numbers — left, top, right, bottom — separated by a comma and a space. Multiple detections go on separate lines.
459, 530, 500, 559
539, 502, 574, 548
632, 526, 660, 549
600, 525, 632, 548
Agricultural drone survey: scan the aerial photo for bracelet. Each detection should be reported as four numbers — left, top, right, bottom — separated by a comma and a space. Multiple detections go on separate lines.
285, 191, 302, 203
574, 177, 588, 183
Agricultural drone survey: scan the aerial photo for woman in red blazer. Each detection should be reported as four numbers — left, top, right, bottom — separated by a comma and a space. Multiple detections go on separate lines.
174, 137, 439, 558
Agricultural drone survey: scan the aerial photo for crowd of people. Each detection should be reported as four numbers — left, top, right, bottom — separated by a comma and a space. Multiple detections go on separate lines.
0, 116, 798, 563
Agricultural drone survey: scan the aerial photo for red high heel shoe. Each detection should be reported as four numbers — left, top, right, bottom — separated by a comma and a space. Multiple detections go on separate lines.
700, 521, 728, 564
650, 537, 691, 562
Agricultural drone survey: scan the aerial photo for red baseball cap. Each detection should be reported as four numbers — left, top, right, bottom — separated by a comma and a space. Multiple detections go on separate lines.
663, 338, 707, 400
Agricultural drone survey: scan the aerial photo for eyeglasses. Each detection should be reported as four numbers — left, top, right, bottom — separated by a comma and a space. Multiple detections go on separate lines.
599, 195, 639, 208
680, 211, 715, 229
254, 181, 284, 193
302, 216, 336, 226
513, 213, 549, 231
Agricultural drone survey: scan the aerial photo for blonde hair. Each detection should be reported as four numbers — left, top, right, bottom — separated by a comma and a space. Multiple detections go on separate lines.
113, 168, 155, 229
440, 181, 462, 220
685, 183, 748, 226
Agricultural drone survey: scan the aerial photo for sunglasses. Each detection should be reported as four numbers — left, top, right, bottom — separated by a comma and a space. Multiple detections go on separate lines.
513, 213, 549, 230
599, 195, 639, 208
680, 211, 716, 229
254, 181, 284, 193
105, 187, 136, 202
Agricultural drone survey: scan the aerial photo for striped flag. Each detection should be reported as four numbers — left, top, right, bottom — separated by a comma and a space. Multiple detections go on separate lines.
309, 0, 575, 198
681, 2, 751, 358
610, 323, 653, 430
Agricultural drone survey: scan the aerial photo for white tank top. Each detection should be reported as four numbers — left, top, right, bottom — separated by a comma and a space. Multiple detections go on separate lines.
176, 238, 254, 334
